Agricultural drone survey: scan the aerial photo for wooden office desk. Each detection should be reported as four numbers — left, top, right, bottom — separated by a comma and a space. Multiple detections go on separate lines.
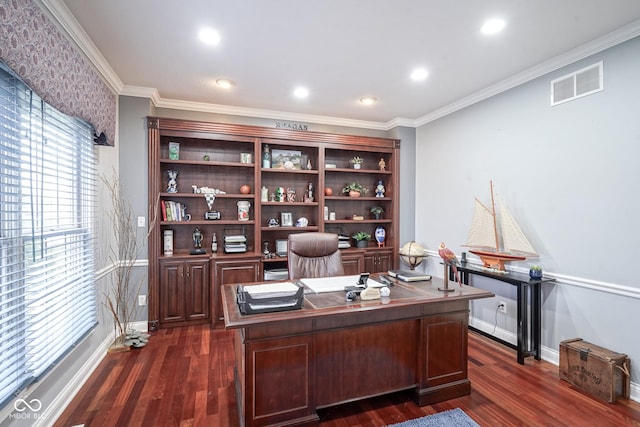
222, 276, 493, 427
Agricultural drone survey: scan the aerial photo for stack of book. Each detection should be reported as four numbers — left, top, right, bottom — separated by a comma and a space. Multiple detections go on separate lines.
387, 270, 432, 282
338, 234, 351, 249
224, 234, 247, 253
161, 200, 187, 221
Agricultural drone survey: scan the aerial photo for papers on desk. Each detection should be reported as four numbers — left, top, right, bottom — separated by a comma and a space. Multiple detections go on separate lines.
237, 282, 304, 314
245, 282, 300, 298
301, 275, 386, 293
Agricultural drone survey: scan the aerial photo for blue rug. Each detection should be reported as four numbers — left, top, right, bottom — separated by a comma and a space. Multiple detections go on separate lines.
386, 408, 479, 427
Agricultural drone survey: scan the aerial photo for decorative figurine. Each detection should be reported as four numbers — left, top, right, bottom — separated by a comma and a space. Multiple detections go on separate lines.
167, 170, 178, 193
378, 158, 386, 171
263, 144, 271, 168
304, 182, 314, 202
375, 180, 385, 197
307, 159, 312, 170
190, 228, 206, 255
286, 188, 296, 202
193, 228, 202, 248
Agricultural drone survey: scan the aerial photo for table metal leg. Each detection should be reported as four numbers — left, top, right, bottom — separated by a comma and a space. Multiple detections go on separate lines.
516, 284, 525, 364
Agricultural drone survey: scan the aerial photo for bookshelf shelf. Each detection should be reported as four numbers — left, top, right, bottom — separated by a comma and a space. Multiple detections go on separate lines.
148, 117, 399, 329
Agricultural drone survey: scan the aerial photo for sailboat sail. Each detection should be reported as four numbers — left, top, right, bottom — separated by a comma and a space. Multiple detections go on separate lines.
499, 199, 537, 256
465, 199, 497, 250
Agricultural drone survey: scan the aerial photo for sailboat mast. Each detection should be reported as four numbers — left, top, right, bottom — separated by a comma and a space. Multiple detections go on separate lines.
489, 180, 499, 252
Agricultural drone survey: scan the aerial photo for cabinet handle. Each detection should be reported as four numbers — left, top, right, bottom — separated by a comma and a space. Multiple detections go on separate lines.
180, 267, 184, 278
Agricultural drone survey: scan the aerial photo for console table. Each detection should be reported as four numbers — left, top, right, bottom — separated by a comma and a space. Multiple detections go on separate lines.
223, 275, 493, 427
449, 262, 555, 364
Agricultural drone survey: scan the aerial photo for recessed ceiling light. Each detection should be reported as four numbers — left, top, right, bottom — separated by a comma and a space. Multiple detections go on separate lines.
199, 28, 221, 45
481, 18, 506, 35
411, 68, 429, 81
359, 97, 377, 105
293, 87, 309, 98
215, 79, 236, 89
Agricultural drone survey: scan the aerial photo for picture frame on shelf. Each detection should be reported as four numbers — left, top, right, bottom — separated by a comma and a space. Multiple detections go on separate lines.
275, 239, 288, 257
281, 212, 293, 227
271, 149, 302, 170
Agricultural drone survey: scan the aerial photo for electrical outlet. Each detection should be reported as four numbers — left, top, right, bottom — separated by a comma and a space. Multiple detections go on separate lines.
137, 216, 145, 227
138, 294, 147, 306
498, 300, 507, 314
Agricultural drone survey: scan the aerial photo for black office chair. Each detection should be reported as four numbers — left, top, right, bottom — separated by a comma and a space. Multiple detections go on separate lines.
287, 232, 344, 279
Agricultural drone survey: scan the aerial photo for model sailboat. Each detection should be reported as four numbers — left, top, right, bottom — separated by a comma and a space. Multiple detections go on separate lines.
464, 181, 538, 271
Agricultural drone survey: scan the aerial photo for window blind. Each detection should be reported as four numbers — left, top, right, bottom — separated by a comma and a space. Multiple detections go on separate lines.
0, 61, 97, 408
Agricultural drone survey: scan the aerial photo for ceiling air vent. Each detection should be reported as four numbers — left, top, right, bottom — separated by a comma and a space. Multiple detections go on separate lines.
551, 61, 603, 106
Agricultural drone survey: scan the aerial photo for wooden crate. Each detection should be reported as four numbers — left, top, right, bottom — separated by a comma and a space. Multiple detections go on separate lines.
559, 338, 630, 403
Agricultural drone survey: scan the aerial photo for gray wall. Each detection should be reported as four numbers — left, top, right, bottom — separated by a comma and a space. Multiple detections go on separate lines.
415, 35, 640, 385
388, 126, 417, 249
118, 96, 154, 322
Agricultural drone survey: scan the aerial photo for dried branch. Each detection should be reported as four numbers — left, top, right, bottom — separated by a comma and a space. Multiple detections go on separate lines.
101, 173, 158, 347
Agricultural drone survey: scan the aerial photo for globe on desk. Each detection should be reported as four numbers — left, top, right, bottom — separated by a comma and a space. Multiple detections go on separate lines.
399, 241, 426, 270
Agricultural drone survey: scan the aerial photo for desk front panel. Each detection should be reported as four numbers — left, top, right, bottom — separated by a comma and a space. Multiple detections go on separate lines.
315, 319, 417, 406
224, 276, 493, 426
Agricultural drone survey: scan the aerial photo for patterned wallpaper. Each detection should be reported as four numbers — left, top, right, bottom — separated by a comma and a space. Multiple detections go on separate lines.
0, 0, 116, 145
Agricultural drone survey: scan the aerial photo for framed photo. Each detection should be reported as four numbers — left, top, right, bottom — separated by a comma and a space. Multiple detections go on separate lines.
281, 212, 293, 227
271, 149, 302, 170
275, 239, 288, 257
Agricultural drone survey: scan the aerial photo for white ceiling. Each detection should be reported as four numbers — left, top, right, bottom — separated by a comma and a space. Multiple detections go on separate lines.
51, 0, 640, 128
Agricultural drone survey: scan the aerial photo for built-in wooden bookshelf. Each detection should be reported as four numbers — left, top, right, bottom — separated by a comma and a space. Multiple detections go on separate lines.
147, 117, 400, 329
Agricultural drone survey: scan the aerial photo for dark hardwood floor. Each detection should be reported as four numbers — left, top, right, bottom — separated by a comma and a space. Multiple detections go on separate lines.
54, 325, 640, 427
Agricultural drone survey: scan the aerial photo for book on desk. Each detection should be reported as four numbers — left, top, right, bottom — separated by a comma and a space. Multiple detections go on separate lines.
387, 270, 432, 282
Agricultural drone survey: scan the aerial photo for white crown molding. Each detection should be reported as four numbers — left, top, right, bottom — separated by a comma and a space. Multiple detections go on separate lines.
35, 0, 124, 94
124, 89, 409, 131
44, 1, 640, 132
416, 19, 640, 126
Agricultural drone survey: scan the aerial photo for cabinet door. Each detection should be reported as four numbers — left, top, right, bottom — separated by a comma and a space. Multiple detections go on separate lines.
185, 259, 210, 321
364, 250, 393, 273
159, 259, 186, 323
341, 251, 364, 275
363, 252, 376, 274
376, 251, 392, 273
213, 258, 261, 322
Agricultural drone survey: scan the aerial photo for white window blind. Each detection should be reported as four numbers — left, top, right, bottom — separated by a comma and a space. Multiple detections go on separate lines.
0, 61, 97, 408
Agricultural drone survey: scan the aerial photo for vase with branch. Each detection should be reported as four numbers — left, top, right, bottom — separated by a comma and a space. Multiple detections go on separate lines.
102, 174, 158, 352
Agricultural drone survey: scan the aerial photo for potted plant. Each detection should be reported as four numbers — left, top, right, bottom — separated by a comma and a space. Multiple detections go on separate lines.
352, 231, 371, 248
529, 264, 543, 279
370, 206, 384, 219
342, 182, 368, 197
349, 156, 364, 169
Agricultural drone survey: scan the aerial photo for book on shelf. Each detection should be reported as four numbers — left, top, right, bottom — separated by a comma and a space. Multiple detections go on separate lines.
161, 200, 167, 221
387, 270, 432, 282
161, 200, 185, 221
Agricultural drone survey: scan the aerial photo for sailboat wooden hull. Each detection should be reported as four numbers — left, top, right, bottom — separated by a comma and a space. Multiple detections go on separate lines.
469, 249, 526, 272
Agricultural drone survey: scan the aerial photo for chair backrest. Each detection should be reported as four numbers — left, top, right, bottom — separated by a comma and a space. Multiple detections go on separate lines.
287, 232, 344, 279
